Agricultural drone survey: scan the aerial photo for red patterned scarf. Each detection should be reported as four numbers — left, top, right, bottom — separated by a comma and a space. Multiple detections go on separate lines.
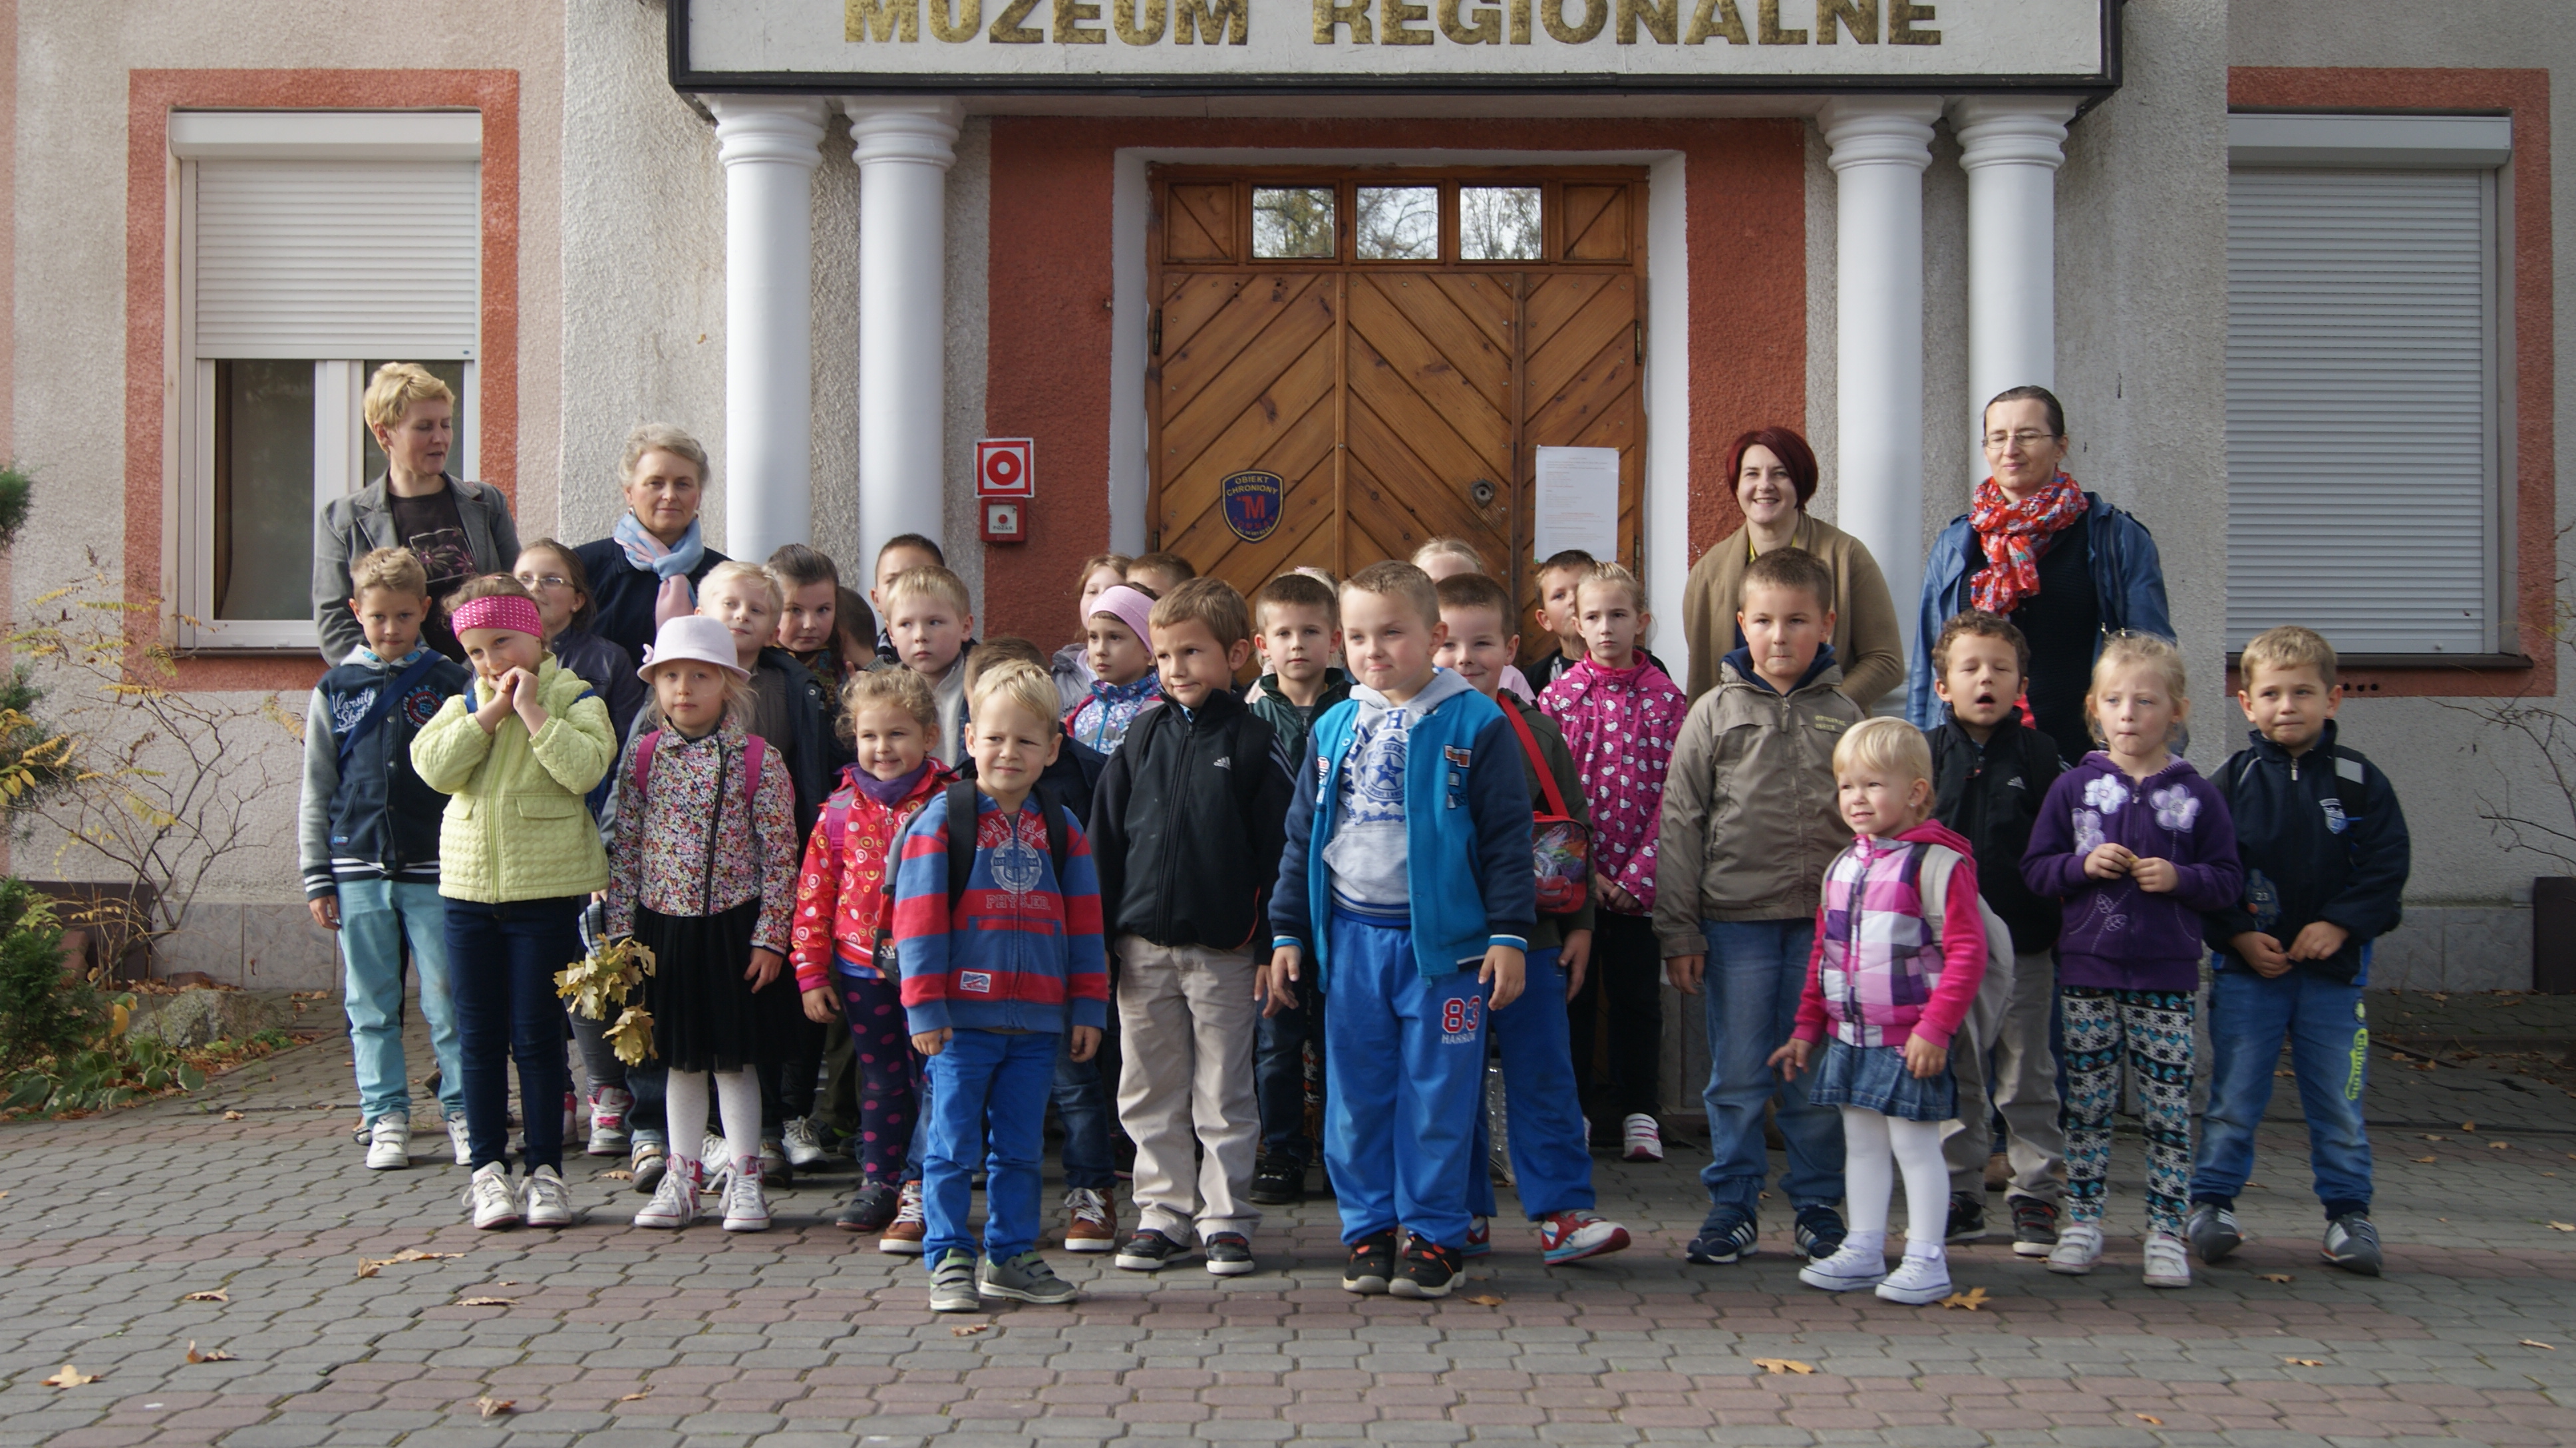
1968, 473, 2086, 617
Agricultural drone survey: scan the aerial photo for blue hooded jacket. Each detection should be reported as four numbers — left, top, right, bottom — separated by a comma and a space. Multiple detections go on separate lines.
1907, 492, 2174, 729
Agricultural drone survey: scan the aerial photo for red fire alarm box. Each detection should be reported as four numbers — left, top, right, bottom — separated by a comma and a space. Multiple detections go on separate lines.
981, 498, 1026, 544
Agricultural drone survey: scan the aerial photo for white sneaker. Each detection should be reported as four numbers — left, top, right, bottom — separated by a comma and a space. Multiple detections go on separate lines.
635, 1158, 703, 1229
365, 1114, 410, 1171
525, 1165, 573, 1228
2046, 1220, 2105, 1275
446, 1116, 472, 1167
1621, 1113, 1665, 1163
2142, 1229, 2192, 1288
722, 1157, 772, 1232
701, 1133, 727, 1171
782, 1117, 826, 1169
1875, 1249, 1952, 1305
464, 1162, 522, 1230
1798, 1242, 1888, 1292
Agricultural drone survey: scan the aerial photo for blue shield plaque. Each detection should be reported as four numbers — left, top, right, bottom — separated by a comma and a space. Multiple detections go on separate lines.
1220, 470, 1285, 544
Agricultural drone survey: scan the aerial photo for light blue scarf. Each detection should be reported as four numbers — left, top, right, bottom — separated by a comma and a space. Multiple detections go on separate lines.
612, 512, 706, 590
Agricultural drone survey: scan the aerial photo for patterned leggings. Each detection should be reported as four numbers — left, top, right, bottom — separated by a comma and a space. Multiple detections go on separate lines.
2060, 987, 2196, 1235
830, 964, 923, 1184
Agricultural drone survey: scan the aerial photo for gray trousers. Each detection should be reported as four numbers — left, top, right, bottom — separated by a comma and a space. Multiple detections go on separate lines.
1944, 946, 2068, 1205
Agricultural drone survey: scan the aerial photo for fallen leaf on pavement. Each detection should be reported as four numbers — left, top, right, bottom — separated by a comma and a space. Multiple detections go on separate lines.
474, 1396, 514, 1417
595, 1170, 633, 1181
2414, 1156, 2438, 1164
2423, 1135, 2446, 1141
456, 1297, 514, 1308
2492, 1141, 2512, 1150
2257, 1274, 2294, 1284
41, 1366, 96, 1387
1752, 1359, 1815, 1375
2547, 1222, 2575, 1232
1464, 1294, 1506, 1306
182, 1290, 228, 1302
2134, 1414, 2163, 1425
2245, 1181, 2266, 1188
2283, 1358, 2325, 1367
357, 1248, 460, 1278
184, 1344, 235, 1363
2521, 1340, 2556, 1350
617, 1389, 652, 1402
222, 1111, 243, 1121
949, 1323, 990, 1337
2461, 1121, 2477, 1131
1940, 1288, 1991, 1311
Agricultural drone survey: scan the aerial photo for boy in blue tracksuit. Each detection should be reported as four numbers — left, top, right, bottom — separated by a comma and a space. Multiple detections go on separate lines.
2188, 626, 2410, 1277
1265, 562, 1536, 1301
299, 547, 472, 1172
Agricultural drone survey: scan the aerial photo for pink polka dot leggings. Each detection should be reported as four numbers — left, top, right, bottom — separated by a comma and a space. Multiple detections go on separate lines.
829, 960, 923, 1184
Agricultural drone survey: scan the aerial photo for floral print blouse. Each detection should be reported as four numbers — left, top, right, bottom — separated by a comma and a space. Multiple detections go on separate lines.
605, 721, 800, 954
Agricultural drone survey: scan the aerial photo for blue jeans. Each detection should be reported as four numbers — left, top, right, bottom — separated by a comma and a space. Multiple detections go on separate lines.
336, 880, 462, 1123
1321, 916, 1487, 1250
2193, 966, 2374, 1216
1468, 949, 1593, 1221
1053, 1033, 1116, 1190
1256, 986, 1325, 1165
444, 896, 580, 1174
1698, 919, 1844, 1218
921, 1027, 1057, 1264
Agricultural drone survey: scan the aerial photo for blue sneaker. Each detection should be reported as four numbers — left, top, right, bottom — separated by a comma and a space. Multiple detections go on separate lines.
1462, 1217, 1492, 1258
1687, 1208, 1758, 1264
1794, 1205, 1848, 1261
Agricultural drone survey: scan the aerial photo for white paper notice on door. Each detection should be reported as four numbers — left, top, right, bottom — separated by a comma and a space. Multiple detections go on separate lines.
1531, 446, 1621, 564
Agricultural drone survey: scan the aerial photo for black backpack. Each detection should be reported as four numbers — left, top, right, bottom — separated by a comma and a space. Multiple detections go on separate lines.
864, 777, 1072, 974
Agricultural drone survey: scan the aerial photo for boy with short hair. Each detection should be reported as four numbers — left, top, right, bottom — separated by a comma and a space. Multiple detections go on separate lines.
1243, 570, 1351, 1204
1926, 610, 2070, 1256
1526, 549, 1595, 693
881, 564, 977, 767
1434, 572, 1632, 1265
1090, 578, 1294, 1275
768, 543, 850, 692
2189, 626, 2410, 1277
1125, 550, 1196, 599
895, 658, 1108, 1312
870, 534, 951, 664
1656, 546, 1861, 1266
301, 547, 473, 1170
1267, 562, 1536, 1300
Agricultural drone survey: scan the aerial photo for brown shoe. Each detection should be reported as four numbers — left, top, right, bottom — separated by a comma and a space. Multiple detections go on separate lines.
1064, 1186, 1116, 1252
877, 1179, 925, 1256
1984, 1151, 2011, 1192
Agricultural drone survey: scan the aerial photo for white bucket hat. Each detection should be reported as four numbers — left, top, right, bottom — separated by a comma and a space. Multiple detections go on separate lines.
637, 614, 751, 681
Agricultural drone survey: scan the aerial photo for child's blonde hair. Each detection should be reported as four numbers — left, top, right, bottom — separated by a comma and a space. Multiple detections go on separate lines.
1832, 716, 1934, 791
1149, 577, 1252, 648
702, 559, 782, 615
641, 663, 755, 735
1343, 560, 1441, 630
1573, 560, 1645, 613
967, 658, 1058, 732
2085, 631, 2190, 743
884, 564, 971, 617
349, 546, 429, 601
2238, 624, 2337, 689
838, 665, 940, 745
1075, 552, 1132, 590
1411, 536, 1487, 575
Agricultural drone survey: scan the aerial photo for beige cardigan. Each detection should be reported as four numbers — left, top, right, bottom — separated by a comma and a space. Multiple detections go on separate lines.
1679, 512, 1906, 709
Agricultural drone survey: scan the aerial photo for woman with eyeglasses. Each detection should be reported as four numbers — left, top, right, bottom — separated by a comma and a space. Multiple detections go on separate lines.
514, 540, 647, 744
1907, 385, 2174, 766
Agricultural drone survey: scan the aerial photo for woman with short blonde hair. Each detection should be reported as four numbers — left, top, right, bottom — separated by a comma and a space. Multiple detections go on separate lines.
571, 421, 732, 654
311, 362, 521, 664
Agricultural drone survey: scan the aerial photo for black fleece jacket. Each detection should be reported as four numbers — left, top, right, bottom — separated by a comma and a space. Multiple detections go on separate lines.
1089, 690, 1295, 953
1929, 715, 2064, 954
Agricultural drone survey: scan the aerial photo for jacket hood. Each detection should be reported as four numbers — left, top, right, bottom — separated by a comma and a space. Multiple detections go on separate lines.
1720, 642, 1842, 697
1889, 816, 1977, 858
1349, 665, 1474, 725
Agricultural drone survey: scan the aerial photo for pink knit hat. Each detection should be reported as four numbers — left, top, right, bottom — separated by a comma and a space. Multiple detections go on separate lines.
450, 593, 542, 640
1089, 584, 1157, 646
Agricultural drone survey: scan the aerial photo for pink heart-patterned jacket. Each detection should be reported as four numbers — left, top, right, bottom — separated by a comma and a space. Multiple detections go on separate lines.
1539, 656, 1689, 915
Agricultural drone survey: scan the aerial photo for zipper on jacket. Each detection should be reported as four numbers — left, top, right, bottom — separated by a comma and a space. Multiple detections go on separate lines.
1152, 715, 1194, 944
703, 740, 729, 916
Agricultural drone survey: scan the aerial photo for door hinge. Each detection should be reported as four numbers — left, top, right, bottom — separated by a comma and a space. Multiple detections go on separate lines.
1150, 309, 1163, 357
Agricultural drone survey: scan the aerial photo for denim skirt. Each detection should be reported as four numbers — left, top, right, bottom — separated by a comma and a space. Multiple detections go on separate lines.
1807, 1037, 1958, 1123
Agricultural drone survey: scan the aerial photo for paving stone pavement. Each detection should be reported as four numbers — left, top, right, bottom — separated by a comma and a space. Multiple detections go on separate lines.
1, 1009, 2572, 1447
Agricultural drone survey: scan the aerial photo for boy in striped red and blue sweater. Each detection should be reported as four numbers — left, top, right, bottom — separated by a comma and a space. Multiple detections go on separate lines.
893, 659, 1108, 1313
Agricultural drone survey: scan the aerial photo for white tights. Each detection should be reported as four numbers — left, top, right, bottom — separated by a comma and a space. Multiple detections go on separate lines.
664, 1067, 762, 1170
1841, 1106, 1949, 1255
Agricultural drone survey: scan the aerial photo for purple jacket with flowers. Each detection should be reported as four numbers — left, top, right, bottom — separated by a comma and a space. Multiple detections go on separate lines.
1539, 657, 1687, 914
2022, 753, 2242, 992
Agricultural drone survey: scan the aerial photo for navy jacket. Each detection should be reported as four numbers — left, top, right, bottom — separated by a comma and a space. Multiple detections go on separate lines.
1929, 715, 2063, 954
298, 650, 472, 899
570, 536, 730, 657
1909, 493, 2174, 729
1091, 691, 1296, 953
2205, 723, 2410, 985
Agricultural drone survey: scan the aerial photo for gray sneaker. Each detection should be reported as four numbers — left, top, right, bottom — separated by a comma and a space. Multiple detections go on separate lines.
2185, 1202, 2243, 1264
2322, 1213, 2382, 1277
978, 1250, 1079, 1306
927, 1250, 981, 1313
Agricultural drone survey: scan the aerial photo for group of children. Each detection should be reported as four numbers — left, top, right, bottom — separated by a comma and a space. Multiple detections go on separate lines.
301, 513, 2412, 1312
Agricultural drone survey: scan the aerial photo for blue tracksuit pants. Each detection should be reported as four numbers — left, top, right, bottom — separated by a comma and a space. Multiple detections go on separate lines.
919, 1027, 1056, 1266
1322, 914, 1489, 1250
1467, 948, 1595, 1222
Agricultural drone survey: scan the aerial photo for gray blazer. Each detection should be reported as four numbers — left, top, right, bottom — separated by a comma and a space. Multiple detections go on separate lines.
312, 474, 520, 663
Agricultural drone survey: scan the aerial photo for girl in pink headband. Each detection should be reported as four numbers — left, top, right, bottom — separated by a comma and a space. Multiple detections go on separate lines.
1068, 584, 1165, 753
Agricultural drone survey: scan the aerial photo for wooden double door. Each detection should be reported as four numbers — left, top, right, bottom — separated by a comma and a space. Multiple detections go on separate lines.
1147, 169, 1645, 656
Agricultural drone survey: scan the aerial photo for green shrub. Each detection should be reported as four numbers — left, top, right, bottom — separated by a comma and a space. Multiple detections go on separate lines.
0, 878, 90, 1074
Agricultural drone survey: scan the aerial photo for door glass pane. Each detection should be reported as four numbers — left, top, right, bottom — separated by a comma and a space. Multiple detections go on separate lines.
1251, 186, 1336, 260
1460, 186, 1543, 261
360, 359, 469, 484
1355, 186, 1439, 261
212, 359, 317, 622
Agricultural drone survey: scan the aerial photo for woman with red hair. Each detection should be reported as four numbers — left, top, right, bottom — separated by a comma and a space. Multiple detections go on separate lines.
1678, 426, 1906, 707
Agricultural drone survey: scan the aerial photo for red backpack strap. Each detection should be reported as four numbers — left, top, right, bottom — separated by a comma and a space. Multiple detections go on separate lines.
1499, 703, 1573, 818
742, 734, 767, 807
631, 729, 664, 797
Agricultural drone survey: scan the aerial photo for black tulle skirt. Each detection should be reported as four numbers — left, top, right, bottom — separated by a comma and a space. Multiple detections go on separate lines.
637, 900, 792, 1074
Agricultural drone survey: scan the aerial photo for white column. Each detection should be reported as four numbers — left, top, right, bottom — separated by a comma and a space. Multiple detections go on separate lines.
1952, 96, 2076, 453
1819, 96, 1941, 657
846, 97, 963, 570
709, 96, 828, 562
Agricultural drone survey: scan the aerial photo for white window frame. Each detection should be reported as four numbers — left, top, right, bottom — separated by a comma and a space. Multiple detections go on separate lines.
2223, 112, 2516, 661
170, 110, 482, 652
